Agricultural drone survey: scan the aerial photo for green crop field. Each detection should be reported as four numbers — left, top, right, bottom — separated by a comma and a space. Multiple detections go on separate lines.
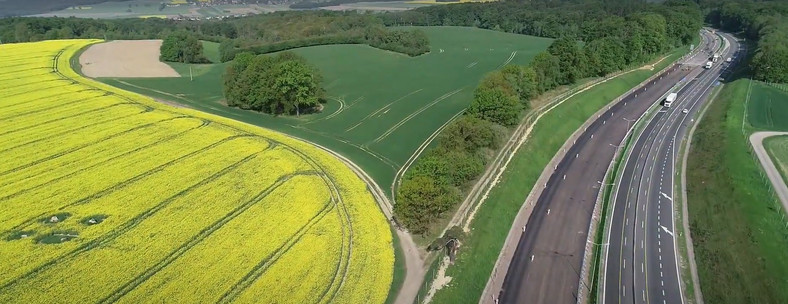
747, 82, 788, 131
765, 136, 788, 186
99, 26, 553, 193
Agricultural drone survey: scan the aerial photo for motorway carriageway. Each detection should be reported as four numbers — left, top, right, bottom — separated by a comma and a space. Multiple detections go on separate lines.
601, 31, 741, 304
497, 37, 714, 303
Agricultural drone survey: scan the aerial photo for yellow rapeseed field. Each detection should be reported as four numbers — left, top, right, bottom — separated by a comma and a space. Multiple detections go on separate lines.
0, 40, 393, 303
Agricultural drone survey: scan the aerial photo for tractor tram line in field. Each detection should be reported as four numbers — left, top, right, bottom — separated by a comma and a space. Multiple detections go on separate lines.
0, 40, 393, 303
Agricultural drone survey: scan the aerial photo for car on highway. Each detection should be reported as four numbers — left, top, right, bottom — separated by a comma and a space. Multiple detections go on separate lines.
682, 108, 689, 114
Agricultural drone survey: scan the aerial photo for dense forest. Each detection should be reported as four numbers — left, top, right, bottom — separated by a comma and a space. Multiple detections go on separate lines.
0, 11, 430, 59
392, 0, 704, 234
704, 0, 788, 83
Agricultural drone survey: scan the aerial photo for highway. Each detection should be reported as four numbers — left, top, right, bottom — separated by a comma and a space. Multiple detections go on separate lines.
497, 32, 716, 304
601, 30, 742, 304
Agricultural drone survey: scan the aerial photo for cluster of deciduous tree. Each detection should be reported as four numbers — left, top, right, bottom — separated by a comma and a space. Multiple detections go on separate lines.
0, 10, 429, 59
159, 31, 209, 64
393, 0, 704, 235
223, 52, 325, 116
394, 115, 506, 234
706, 0, 788, 83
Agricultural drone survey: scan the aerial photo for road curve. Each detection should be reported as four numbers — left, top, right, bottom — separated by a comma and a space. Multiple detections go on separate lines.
495, 38, 712, 304
602, 31, 741, 304
750, 132, 788, 215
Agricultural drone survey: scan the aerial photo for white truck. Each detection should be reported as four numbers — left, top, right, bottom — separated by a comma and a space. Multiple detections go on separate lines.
664, 92, 677, 108
705, 61, 713, 69
713, 54, 720, 62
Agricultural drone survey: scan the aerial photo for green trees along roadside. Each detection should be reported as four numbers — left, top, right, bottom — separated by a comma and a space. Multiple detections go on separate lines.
223, 52, 324, 116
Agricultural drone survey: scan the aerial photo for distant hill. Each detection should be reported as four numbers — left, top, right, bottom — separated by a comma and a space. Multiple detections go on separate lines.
0, 0, 133, 17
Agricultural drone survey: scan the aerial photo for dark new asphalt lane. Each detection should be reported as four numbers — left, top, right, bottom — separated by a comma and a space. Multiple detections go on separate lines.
498, 42, 703, 303
602, 31, 742, 304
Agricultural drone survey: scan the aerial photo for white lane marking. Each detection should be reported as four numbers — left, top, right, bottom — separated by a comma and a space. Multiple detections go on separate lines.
643, 290, 646, 301
660, 225, 675, 237
627, 218, 629, 226
660, 192, 673, 201
642, 263, 644, 272
662, 280, 664, 286
660, 262, 663, 269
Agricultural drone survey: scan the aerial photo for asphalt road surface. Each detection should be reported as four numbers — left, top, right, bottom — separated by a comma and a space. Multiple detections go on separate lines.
602, 31, 742, 304
498, 33, 714, 304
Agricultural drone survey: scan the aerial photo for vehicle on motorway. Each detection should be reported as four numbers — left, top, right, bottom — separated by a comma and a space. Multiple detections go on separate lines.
664, 92, 678, 107
727, 57, 732, 62
713, 54, 720, 62
705, 61, 713, 69
682, 108, 689, 114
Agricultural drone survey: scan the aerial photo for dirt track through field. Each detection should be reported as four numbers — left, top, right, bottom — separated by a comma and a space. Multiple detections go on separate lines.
79, 40, 180, 78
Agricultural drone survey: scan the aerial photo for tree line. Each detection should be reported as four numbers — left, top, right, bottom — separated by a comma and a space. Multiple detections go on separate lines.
393, 0, 704, 235
223, 52, 325, 116
0, 10, 430, 59
705, 0, 788, 83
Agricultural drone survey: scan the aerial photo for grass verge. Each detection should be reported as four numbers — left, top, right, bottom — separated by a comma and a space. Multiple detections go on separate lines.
385, 225, 407, 304
686, 78, 788, 304
428, 48, 687, 303
764, 135, 788, 186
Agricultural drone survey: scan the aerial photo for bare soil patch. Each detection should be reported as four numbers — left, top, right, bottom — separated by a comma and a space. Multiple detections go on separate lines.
79, 40, 180, 78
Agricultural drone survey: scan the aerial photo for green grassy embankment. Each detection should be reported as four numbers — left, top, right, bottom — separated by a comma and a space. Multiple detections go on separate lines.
428, 47, 688, 303
765, 136, 788, 186
686, 78, 788, 304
